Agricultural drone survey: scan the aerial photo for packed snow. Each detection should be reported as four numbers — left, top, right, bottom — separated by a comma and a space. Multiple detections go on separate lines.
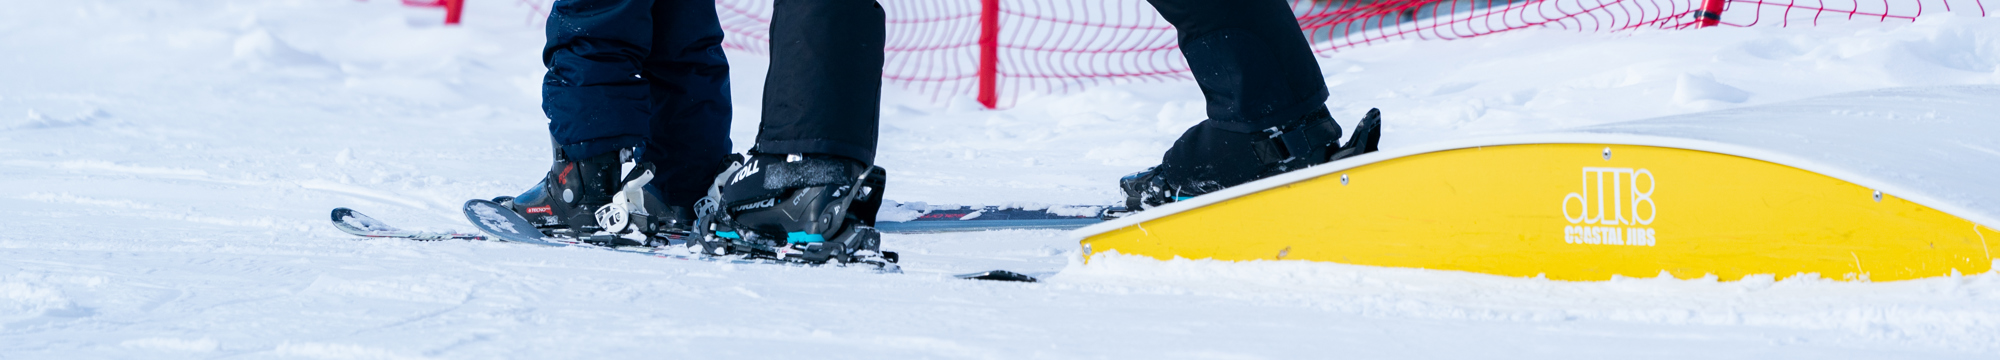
3, 0, 1999, 358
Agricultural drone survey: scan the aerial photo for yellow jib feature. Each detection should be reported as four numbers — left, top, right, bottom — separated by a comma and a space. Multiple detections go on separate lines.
1079, 144, 1995, 282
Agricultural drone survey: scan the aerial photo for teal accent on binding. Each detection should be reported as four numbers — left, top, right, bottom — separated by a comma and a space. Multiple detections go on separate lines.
786, 232, 825, 244
716, 231, 741, 239
1173, 196, 1193, 201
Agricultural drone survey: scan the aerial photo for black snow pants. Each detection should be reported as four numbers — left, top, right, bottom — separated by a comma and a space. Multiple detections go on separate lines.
1151, 0, 1330, 128
541, 0, 884, 208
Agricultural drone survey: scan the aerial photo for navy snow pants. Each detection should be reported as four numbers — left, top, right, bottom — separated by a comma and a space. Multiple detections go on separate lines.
541, 0, 884, 208
541, 0, 1320, 207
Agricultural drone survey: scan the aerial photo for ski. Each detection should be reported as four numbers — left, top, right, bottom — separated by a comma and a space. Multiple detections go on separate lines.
331, 207, 488, 241
953, 270, 1038, 282
331, 206, 834, 267
330, 203, 1052, 281
460, 199, 598, 248
460, 199, 893, 270
874, 205, 1119, 233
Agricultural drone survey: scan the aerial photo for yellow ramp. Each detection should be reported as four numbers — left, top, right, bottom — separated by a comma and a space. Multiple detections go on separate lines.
1075, 142, 1996, 282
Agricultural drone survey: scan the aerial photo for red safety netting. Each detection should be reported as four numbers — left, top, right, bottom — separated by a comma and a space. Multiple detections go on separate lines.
518, 0, 1991, 108
1717, 0, 1988, 27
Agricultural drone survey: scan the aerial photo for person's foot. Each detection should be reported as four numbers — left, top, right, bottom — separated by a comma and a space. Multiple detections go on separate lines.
1122, 108, 1382, 210
691, 153, 891, 265
498, 147, 681, 246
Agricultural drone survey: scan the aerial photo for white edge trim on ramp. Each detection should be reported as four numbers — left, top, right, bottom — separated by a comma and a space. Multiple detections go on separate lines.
1068, 133, 2000, 242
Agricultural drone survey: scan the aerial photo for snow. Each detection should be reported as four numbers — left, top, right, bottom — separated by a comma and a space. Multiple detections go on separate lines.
3, 0, 1999, 358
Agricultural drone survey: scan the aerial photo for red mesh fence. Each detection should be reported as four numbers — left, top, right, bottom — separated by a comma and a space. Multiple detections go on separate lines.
516, 0, 1992, 108
1718, 0, 1988, 26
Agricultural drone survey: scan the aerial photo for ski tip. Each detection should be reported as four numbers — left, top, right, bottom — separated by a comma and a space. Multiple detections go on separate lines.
330, 207, 397, 233
331, 207, 356, 222
954, 270, 1038, 282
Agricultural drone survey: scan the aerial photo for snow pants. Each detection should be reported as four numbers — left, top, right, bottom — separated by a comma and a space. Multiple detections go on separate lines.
541, 0, 884, 208
1150, 0, 1330, 128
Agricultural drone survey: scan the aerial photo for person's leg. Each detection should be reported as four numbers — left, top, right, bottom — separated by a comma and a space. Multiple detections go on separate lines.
543, 0, 658, 161
689, 0, 890, 263
641, 0, 732, 210
1126, 0, 1380, 208
1150, 0, 1329, 129
752, 0, 886, 165
509, 0, 676, 243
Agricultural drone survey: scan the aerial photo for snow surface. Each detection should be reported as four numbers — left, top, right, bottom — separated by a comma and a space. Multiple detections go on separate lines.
4, 0, 2000, 358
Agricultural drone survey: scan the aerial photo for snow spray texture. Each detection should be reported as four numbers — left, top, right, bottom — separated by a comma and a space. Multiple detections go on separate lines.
1076, 143, 1997, 282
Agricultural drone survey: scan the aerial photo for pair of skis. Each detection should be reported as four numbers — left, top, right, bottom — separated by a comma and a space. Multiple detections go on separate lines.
329, 200, 1039, 282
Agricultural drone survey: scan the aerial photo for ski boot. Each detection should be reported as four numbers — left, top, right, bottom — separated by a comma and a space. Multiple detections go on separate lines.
1119, 108, 1382, 212
495, 147, 691, 247
689, 153, 897, 268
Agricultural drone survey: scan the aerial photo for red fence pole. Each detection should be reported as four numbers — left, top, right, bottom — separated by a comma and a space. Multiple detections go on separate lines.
976, 0, 1000, 109
1696, 0, 1726, 27
444, 0, 464, 25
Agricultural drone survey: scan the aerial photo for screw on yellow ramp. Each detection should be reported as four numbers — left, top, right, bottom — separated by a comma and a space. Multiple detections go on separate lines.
1075, 142, 1995, 282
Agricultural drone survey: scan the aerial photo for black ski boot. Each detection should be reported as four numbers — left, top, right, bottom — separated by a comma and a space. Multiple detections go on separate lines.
495, 147, 689, 246
690, 153, 895, 267
1121, 108, 1383, 211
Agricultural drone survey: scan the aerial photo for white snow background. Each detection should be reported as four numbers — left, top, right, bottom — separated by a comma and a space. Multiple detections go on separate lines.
4, 0, 2000, 358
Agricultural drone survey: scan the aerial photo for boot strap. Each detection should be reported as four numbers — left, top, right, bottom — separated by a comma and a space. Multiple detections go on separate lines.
1250, 115, 1341, 166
